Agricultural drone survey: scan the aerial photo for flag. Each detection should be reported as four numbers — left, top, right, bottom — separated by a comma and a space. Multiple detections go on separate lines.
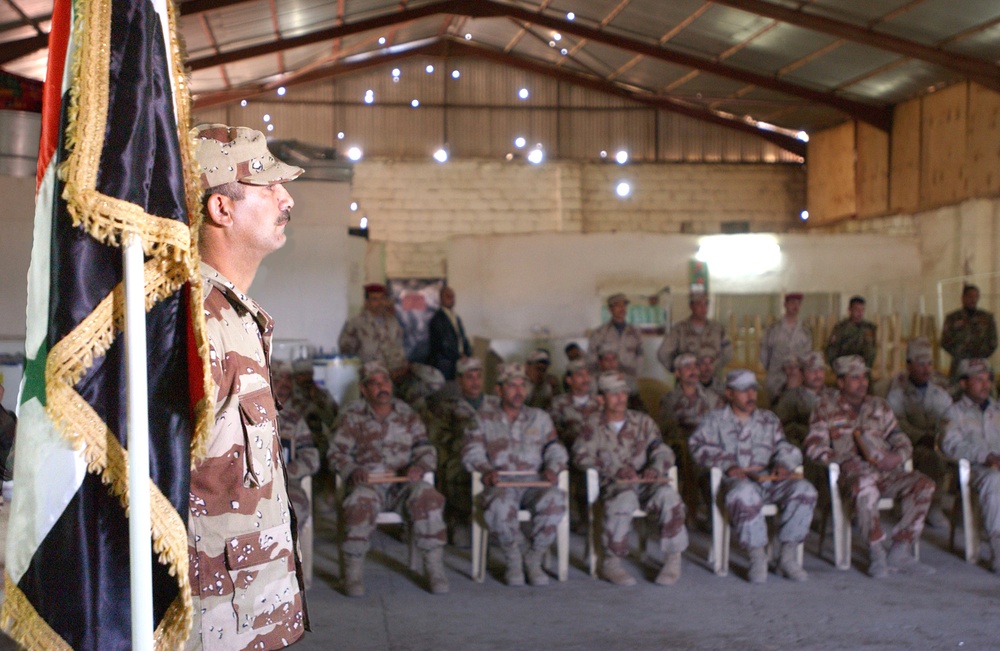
1, 0, 212, 649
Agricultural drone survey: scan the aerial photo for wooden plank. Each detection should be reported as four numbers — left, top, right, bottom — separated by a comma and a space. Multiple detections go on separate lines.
966, 83, 1000, 197
921, 83, 968, 208
856, 122, 889, 218
806, 121, 856, 225
890, 98, 921, 213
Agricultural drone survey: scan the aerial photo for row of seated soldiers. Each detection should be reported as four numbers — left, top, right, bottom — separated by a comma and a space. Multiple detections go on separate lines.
283, 338, 1000, 598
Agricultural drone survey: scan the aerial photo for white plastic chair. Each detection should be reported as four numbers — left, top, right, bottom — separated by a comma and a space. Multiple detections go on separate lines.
299, 476, 313, 588
824, 459, 918, 570
708, 466, 805, 577
951, 458, 981, 563
334, 470, 434, 572
470, 470, 570, 582
585, 466, 679, 577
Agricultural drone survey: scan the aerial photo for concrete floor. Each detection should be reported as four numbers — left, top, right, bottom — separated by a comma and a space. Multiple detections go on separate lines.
2, 509, 998, 650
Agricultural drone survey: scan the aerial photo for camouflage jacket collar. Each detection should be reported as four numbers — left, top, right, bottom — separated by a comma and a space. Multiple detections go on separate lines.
200, 261, 273, 335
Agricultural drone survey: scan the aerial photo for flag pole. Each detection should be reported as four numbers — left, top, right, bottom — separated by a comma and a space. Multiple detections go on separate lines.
123, 234, 154, 650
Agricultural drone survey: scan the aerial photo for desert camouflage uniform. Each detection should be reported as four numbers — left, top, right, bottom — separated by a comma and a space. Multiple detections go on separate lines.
338, 311, 407, 371
759, 319, 813, 397
573, 411, 688, 557
526, 374, 562, 411
430, 393, 498, 520
278, 401, 321, 533
774, 386, 836, 446
549, 392, 602, 447
887, 372, 953, 482
292, 380, 338, 429
657, 318, 733, 376
940, 395, 1000, 535
689, 406, 816, 549
188, 264, 305, 651
825, 319, 877, 367
805, 392, 934, 545
701, 376, 726, 399
941, 308, 998, 378
586, 322, 644, 379
462, 403, 568, 551
328, 398, 446, 556
659, 385, 721, 444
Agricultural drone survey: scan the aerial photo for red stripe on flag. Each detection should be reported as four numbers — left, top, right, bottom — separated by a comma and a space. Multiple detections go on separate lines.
36, 0, 72, 190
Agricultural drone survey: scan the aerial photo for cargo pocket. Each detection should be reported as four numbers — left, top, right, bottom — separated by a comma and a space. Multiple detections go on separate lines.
239, 386, 278, 488
224, 524, 297, 634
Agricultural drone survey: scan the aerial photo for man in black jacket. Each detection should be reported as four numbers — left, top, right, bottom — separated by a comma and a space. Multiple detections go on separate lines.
428, 286, 472, 381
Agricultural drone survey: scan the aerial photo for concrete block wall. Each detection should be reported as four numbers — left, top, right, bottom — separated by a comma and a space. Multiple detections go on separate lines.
350, 160, 804, 278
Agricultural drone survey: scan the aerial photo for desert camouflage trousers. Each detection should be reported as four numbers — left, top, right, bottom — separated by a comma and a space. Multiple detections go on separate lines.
600, 484, 689, 557
972, 466, 1000, 536
480, 485, 566, 551
341, 480, 447, 556
838, 462, 934, 545
721, 477, 817, 550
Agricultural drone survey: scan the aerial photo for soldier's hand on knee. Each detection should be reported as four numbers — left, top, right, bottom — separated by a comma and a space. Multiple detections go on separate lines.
616, 466, 638, 481
405, 465, 424, 482
875, 451, 901, 472
640, 468, 659, 481
541, 468, 557, 485
987, 453, 1000, 470
771, 465, 791, 480
482, 470, 499, 486
349, 468, 369, 485
726, 466, 748, 480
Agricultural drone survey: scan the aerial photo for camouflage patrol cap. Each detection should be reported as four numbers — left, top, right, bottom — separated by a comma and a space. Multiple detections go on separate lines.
958, 358, 992, 379
800, 351, 826, 372
607, 293, 629, 307
697, 347, 717, 361
272, 359, 293, 376
725, 369, 758, 391
906, 337, 933, 364
456, 357, 483, 375
360, 360, 391, 383
291, 358, 313, 374
497, 363, 528, 384
781, 353, 801, 370
411, 363, 445, 392
674, 352, 697, 368
526, 349, 551, 365
834, 355, 868, 377
597, 343, 618, 357
193, 123, 303, 190
597, 371, 628, 395
566, 359, 588, 375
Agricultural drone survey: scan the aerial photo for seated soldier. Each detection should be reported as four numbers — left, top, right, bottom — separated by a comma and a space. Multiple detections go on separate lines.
770, 353, 804, 405
597, 343, 644, 411
574, 372, 688, 586
886, 337, 953, 527
689, 370, 816, 584
462, 363, 568, 586
805, 355, 935, 579
773, 351, 833, 446
549, 360, 601, 530
940, 358, 1000, 572
328, 361, 449, 596
697, 347, 726, 398
525, 348, 562, 410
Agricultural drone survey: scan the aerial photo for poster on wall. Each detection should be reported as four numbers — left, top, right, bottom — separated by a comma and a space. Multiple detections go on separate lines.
388, 278, 444, 363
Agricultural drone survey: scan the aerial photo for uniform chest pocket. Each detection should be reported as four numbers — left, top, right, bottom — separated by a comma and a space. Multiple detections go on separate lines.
239, 386, 278, 488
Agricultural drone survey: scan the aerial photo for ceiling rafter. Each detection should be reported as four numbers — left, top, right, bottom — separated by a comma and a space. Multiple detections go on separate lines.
179, 0, 890, 129
708, 0, 1000, 92
192, 36, 806, 156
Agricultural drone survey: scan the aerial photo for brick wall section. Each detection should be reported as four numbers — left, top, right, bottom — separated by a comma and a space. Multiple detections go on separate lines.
351, 159, 804, 277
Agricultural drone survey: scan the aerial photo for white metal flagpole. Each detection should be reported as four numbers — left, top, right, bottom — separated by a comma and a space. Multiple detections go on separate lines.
123, 234, 154, 650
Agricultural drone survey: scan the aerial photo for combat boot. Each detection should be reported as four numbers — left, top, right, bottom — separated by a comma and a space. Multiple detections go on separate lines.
524, 547, 549, 586
600, 555, 636, 586
423, 547, 450, 594
776, 542, 808, 582
991, 534, 1000, 574
747, 546, 768, 584
887, 540, 935, 576
654, 552, 682, 586
868, 543, 889, 579
343, 554, 365, 597
502, 544, 525, 586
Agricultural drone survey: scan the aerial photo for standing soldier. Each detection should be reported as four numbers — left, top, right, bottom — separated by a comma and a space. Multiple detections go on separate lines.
657, 291, 733, 378
689, 370, 816, 584
462, 363, 568, 586
586, 293, 645, 384
574, 373, 689, 587
805, 355, 935, 578
825, 296, 877, 367
338, 283, 409, 381
942, 284, 998, 379
759, 292, 813, 399
328, 361, 448, 596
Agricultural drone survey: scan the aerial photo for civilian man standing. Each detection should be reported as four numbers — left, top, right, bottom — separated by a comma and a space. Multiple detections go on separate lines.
427, 285, 472, 381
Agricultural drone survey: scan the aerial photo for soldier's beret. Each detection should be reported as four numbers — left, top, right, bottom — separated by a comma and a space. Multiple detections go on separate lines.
597, 371, 628, 395
725, 369, 758, 391
785, 292, 804, 301
834, 355, 868, 377
800, 351, 826, 372
674, 353, 697, 368
456, 357, 483, 375
958, 358, 992, 379
497, 363, 528, 385
360, 360, 391, 383
906, 337, 933, 364
363, 283, 387, 296
607, 293, 629, 307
